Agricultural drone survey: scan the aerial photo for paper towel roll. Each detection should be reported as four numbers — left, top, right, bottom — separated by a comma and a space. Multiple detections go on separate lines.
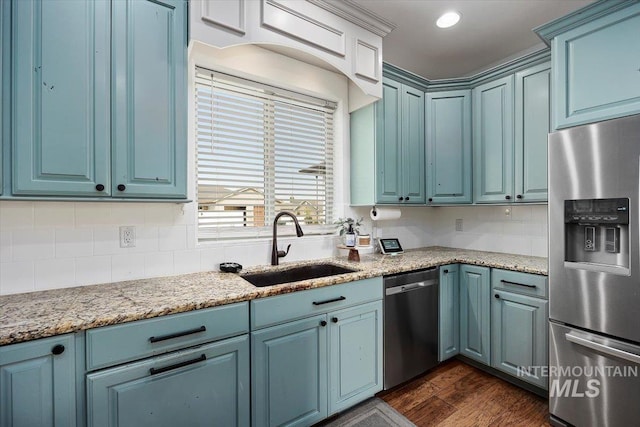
370, 207, 401, 221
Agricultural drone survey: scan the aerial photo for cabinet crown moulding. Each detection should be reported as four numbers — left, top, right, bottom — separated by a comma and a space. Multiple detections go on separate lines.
307, 0, 396, 37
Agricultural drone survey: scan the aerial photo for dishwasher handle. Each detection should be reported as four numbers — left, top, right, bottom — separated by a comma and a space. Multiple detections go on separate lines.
385, 279, 437, 296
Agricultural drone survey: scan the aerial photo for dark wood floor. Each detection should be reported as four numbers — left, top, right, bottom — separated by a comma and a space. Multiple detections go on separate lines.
379, 359, 550, 427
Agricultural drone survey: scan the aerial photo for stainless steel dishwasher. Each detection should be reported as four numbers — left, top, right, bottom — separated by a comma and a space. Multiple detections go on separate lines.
384, 267, 439, 390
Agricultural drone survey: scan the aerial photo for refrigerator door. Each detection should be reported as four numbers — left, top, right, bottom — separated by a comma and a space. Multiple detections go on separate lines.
548, 114, 640, 343
549, 322, 640, 427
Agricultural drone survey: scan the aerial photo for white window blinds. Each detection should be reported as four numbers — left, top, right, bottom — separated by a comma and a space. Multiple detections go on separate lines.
195, 68, 336, 241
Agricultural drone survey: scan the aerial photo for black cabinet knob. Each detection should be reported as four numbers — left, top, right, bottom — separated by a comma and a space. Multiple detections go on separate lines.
516, 194, 523, 199
428, 198, 433, 202
95, 184, 105, 192
320, 320, 327, 327
505, 195, 512, 200
332, 317, 338, 323
398, 197, 403, 201
494, 294, 500, 299
443, 269, 449, 274
405, 197, 410, 201
117, 184, 126, 192
51, 344, 65, 355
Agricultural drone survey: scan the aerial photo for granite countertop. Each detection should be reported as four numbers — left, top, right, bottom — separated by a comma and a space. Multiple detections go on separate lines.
0, 246, 547, 346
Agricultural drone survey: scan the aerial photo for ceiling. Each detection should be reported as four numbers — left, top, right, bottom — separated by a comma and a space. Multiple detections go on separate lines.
350, 0, 594, 79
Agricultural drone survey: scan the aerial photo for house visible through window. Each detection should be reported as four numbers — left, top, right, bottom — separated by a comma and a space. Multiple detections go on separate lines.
195, 68, 336, 241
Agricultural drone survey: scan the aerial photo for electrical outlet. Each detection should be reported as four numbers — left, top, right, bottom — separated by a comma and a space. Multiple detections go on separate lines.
455, 219, 463, 232
119, 226, 136, 248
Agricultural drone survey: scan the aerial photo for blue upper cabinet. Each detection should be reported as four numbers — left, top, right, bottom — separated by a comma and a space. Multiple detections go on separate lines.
112, 0, 187, 198
473, 75, 514, 203
514, 63, 550, 203
11, 0, 111, 197
0, 334, 76, 427
550, 2, 640, 129
6, 0, 187, 200
375, 77, 403, 204
400, 85, 426, 204
426, 90, 472, 204
352, 75, 425, 205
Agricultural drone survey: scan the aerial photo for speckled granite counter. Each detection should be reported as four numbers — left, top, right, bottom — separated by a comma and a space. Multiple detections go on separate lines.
0, 246, 547, 346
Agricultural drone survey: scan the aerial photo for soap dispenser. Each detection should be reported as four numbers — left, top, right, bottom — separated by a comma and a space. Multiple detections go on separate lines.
345, 224, 356, 247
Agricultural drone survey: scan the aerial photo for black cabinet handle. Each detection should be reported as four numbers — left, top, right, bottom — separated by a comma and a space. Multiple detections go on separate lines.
117, 184, 126, 191
398, 197, 403, 201
312, 296, 346, 306
332, 317, 339, 323
428, 198, 433, 202
51, 344, 65, 355
405, 197, 410, 201
500, 279, 536, 289
495, 294, 500, 299
443, 269, 449, 274
320, 320, 327, 327
95, 184, 105, 192
505, 195, 512, 200
516, 194, 523, 199
150, 354, 206, 375
149, 325, 207, 343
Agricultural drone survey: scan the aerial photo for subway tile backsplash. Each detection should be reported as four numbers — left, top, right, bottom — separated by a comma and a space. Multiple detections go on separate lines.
0, 201, 548, 295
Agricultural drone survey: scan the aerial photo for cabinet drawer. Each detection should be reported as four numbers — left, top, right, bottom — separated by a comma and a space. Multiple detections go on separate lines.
86, 302, 248, 371
87, 335, 249, 427
491, 269, 547, 298
251, 278, 383, 330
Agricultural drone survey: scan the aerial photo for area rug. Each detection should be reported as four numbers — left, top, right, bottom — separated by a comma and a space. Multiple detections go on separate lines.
321, 398, 416, 427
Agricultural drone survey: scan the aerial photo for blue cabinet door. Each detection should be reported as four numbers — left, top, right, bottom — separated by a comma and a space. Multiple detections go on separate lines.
439, 264, 460, 361
553, 3, 640, 129
375, 77, 403, 204
328, 301, 383, 415
491, 290, 548, 389
426, 90, 472, 204
112, 0, 187, 198
11, 0, 111, 196
87, 335, 249, 427
0, 334, 76, 427
401, 85, 426, 204
252, 315, 328, 427
515, 63, 550, 203
473, 75, 514, 203
459, 265, 491, 365
0, 0, 5, 196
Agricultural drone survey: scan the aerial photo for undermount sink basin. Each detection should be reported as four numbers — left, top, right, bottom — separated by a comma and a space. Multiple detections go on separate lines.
242, 264, 357, 287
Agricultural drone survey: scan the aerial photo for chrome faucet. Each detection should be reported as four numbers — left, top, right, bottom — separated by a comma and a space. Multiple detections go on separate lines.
271, 211, 304, 265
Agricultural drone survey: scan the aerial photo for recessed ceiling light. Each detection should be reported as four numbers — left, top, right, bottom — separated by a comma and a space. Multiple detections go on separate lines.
436, 11, 461, 29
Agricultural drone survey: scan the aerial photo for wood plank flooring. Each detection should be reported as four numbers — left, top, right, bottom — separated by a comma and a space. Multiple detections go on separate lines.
379, 359, 550, 427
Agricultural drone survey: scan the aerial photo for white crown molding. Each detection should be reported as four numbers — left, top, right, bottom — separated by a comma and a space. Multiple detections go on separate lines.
307, 0, 396, 37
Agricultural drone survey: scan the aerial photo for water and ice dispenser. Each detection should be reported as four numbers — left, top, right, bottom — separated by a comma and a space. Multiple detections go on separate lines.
564, 198, 630, 271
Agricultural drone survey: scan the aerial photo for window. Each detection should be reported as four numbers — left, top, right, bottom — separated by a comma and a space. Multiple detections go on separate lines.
195, 68, 337, 241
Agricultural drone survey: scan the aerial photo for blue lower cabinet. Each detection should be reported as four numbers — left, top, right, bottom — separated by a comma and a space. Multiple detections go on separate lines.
328, 301, 383, 414
459, 265, 491, 364
252, 315, 328, 427
439, 264, 460, 361
0, 334, 76, 427
491, 290, 548, 389
86, 335, 249, 427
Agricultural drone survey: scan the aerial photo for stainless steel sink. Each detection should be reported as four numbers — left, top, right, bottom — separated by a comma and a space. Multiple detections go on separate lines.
241, 264, 357, 287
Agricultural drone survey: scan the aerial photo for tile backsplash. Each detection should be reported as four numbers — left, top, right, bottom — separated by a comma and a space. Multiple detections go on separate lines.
0, 200, 339, 295
0, 201, 548, 295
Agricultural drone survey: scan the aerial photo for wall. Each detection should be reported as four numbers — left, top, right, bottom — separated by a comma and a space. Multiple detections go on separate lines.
0, 44, 355, 295
430, 204, 548, 257
0, 43, 549, 296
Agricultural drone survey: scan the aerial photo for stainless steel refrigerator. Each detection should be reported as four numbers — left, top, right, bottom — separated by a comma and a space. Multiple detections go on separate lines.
549, 113, 640, 427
